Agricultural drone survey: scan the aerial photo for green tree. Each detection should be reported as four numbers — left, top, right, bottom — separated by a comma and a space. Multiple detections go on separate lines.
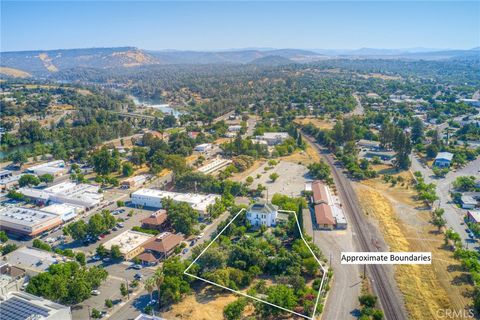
0, 231, 8, 243
269, 172, 279, 182
122, 162, 134, 177
10, 151, 27, 168
39, 174, 54, 184
1, 243, 18, 255
411, 118, 424, 144
120, 283, 128, 298
453, 176, 476, 192
359, 294, 378, 308
105, 299, 113, 308
110, 245, 122, 260
18, 174, 41, 187
223, 298, 247, 320
75, 252, 86, 266
90, 147, 121, 175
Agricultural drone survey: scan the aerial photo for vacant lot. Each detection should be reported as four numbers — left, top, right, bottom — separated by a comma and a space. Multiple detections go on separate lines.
294, 117, 334, 130
354, 175, 471, 320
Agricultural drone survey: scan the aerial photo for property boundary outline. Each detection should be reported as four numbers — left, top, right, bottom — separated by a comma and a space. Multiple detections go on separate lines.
184, 208, 328, 320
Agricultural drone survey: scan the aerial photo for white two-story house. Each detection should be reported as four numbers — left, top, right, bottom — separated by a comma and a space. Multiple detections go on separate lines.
246, 202, 278, 227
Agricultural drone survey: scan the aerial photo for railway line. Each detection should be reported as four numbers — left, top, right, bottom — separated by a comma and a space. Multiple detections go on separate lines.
303, 133, 407, 320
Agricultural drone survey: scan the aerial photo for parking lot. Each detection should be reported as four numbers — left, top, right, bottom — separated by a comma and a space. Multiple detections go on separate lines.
246, 161, 310, 198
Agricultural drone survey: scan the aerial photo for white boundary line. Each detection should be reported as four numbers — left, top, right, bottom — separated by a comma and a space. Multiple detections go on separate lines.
184, 208, 328, 320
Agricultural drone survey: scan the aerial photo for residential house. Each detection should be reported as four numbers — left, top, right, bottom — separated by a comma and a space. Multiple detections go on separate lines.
140, 210, 168, 231
246, 202, 278, 227
433, 152, 454, 168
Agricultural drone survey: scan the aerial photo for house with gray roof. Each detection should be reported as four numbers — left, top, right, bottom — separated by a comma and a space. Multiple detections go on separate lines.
246, 202, 278, 227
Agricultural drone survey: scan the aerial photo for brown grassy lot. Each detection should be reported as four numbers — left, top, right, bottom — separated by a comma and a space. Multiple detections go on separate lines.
0, 67, 31, 78
354, 173, 471, 320
294, 117, 334, 130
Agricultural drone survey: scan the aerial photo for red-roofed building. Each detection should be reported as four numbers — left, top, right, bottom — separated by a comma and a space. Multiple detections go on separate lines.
188, 131, 200, 139
314, 203, 335, 230
138, 232, 183, 265
140, 210, 168, 231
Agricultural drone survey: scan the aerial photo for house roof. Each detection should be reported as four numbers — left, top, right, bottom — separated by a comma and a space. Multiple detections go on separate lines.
461, 195, 477, 205
248, 202, 278, 214
143, 232, 183, 254
141, 210, 168, 226
311, 181, 330, 204
435, 152, 454, 161
314, 203, 335, 225
137, 251, 160, 263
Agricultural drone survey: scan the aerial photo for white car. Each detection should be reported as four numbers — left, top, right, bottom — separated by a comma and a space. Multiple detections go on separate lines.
91, 290, 101, 296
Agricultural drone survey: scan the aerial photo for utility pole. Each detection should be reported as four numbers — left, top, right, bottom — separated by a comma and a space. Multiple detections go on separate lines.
125, 279, 130, 299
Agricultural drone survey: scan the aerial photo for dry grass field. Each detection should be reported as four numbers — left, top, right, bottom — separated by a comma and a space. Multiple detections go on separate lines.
294, 117, 334, 130
0, 67, 31, 78
354, 172, 471, 320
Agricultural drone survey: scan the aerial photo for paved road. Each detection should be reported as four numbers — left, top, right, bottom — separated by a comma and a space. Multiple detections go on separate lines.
108, 210, 232, 320
303, 132, 408, 320
411, 153, 480, 248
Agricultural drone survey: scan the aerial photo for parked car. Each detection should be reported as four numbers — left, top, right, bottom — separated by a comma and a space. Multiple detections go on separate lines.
103, 257, 111, 262
92, 255, 101, 261
134, 273, 143, 279
117, 223, 125, 228
132, 264, 142, 270
190, 240, 196, 247
182, 248, 189, 254
91, 290, 101, 296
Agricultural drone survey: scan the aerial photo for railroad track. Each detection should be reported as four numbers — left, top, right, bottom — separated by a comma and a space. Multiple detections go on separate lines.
303, 133, 407, 320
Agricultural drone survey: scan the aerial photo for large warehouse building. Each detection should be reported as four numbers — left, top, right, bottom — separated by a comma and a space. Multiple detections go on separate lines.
131, 188, 219, 215
0, 207, 62, 237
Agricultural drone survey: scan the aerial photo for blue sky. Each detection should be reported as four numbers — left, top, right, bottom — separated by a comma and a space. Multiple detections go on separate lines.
1, 1, 479, 52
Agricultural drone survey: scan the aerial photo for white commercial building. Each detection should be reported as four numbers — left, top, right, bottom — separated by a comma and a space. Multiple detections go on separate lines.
0, 170, 23, 191
194, 143, 213, 152
103, 230, 153, 260
0, 207, 63, 237
246, 202, 278, 227
256, 132, 290, 145
228, 125, 242, 132
132, 188, 220, 214
122, 174, 151, 188
42, 203, 78, 222
25, 160, 67, 177
197, 158, 232, 175
0, 291, 72, 320
19, 181, 103, 210
3, 247, 71, 275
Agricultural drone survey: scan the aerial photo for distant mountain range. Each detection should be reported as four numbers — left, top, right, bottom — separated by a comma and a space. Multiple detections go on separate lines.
1, 46, 478, 77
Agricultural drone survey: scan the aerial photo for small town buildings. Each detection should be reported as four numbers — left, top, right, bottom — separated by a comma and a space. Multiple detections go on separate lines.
461, 195, 477, 209
246, 202, 278, 227
140, 210, 168, 231
197, 158, 232, 174
433, 152, 454, 168
138, 232, 184, 265
19, 181, 103, 210
228, 125, 242, 132
255, 132, 290, 146
0, 170, 22, 191
3, 247, 71, 275
364, 150, 396, 161
311, 181, 333, 205
132, 188, 220, 215
466, 210, 480, 224
122, 174, 150, 188
41, 203, 78, 222
0, 291, 72, 320
194, 143, 213, 153
0, 263, 26, 298
25, 160, 67, 177
0, 207, 62, 237
188, 131, 201, 139
357, 139, 381, 150
314, 203, 335, 230
103, 230, 153, 260
310, 180, 347, 229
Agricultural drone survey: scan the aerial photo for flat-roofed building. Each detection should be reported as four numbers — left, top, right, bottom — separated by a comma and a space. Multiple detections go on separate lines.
0, 170, 23, 191
0, 291, 72, 320
19, 181, 102, 210
228, 125, 242, 132
121, 174, 151, 188
466, 210, 480, 224
3, 247, 71, 275
25, 160, 67, 177
194, 143, 213, 152
256, 132, 290, 146
0, 207, 62, 237
103, 230, 153, 260
197, 158, 232, 175
41, 203, 78, 222
357, 139, 381, 150
433, 152, 454, 168
332, 205, 347, 229
132, 188, 220, 215
0, 264, 26, 298
461, 195, 477, 209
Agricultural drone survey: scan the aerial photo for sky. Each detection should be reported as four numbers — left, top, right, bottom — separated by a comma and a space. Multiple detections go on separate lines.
1, 1, 479, 52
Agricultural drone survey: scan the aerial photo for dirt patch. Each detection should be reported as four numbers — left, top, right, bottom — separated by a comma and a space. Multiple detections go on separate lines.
294, 117, 334, 130
161, 286, 237, 320
230, 159, 266, 182
354, 180, 471, 320
279, 144, 320, 166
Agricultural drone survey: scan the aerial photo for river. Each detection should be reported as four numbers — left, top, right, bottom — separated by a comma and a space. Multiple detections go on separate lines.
129, 95, 184, 118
